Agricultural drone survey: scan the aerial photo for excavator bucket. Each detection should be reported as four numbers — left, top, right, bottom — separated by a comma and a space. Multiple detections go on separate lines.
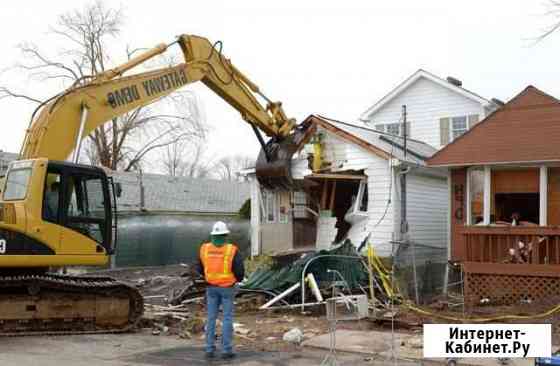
255, 123, 312, 190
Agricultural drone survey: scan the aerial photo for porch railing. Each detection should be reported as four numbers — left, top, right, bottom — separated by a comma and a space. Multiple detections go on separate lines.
460, 226, 560, 265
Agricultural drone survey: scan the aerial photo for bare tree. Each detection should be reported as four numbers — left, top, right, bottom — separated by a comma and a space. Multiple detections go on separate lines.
213, 155, 254, 181
0, 0, 205, 171
160, 137, 212, 178
537, 1, 560, 42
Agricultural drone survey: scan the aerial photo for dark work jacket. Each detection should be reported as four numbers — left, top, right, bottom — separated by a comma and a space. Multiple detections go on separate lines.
195, 243, 245, 285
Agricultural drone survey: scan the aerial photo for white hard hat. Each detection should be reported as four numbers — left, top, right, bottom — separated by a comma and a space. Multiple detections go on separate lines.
211, 221, 230, 235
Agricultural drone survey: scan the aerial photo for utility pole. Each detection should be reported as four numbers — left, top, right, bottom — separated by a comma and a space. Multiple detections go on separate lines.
401, 105, 419, 305
400, 105, 408, 236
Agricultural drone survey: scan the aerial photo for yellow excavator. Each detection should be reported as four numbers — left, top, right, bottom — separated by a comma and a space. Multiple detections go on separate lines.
0, 34, 301, 335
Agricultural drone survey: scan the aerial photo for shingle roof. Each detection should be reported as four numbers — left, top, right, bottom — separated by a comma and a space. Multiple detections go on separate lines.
111, 172, 250, 214
427, 86, 560, 167
309, 115, 438, 165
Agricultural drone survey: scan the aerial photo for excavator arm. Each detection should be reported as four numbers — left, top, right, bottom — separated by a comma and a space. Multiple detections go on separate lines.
0, 34, 302, 336
21, 34, 296, 161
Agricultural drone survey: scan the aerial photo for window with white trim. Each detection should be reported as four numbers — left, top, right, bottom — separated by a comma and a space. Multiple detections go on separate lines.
451, 116, 467, 139
262, 190, 277, 223
293, 191, 308, 219
440, 114, 479, 145
350, 180, 368, 213
374, 122, 410, 137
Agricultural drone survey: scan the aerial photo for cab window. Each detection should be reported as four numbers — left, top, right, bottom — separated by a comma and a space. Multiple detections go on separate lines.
43, 172, 62, 223
3, 168, 31, 201
63, 174, 107, 243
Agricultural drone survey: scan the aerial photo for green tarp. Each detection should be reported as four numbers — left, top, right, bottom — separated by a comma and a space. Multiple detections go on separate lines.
242, 240, 368, 292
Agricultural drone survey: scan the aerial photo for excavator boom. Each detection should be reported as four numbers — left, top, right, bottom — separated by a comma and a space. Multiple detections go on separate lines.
0, 34, 300, 336
21, 35, 295, 161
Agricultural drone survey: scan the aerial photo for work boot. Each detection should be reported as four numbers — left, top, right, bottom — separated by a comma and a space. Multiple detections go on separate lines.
221, 352, 236, 360
205, 351, 216, 360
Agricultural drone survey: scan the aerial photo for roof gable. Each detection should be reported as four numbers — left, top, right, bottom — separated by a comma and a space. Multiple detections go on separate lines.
360, 69, 492, 120
427, 86, 560, 167
304, 115, 437, 165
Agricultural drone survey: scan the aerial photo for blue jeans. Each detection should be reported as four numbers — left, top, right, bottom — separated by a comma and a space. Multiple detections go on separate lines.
205, 286, 235, 354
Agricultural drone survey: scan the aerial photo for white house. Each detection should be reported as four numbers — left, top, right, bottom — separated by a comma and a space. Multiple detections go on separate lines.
248, 115, 446, 257
248, 70, 499, 257
360, 69, 499, 149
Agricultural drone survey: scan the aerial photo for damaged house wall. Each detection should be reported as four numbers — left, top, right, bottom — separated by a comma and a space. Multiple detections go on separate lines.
252, 117, 448, 259
296, 129, 395, 255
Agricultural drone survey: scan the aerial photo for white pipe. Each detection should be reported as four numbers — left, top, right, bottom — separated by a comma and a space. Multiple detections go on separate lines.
307, 273, 323, 302
260, 282, 300, 309
305, 207, 319, 217
72, 105, 89, 163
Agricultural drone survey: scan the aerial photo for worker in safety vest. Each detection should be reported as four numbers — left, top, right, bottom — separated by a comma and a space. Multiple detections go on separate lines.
196, 221, 244, 361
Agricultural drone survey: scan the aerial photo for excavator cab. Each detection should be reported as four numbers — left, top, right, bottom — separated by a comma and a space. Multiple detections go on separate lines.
0, 159, 115, 267
40, 161, 117, 255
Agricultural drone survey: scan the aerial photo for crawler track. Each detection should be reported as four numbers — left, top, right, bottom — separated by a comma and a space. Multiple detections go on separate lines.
0, 273, 143, 336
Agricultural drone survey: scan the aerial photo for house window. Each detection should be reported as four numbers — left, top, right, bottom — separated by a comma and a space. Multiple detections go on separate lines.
350, 180, 368, 213
467, 167, 541, 225
375, 123, 410, 137
293, 191, 308, 219
262, 190, 277, 223
386, 123, 400, 136
441, 114, 479, 145
451, 116, 467, 139
278, 191, 289, 224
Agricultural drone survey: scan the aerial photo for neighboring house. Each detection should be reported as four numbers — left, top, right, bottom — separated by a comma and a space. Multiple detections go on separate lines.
360, 69, 500, 149
427, 86, 560, 306
110, 171, 250, 215
0, 151, 18, 177
248, 115, 448, 258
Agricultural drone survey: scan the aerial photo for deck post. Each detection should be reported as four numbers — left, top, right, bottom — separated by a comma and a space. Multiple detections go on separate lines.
483, 166, 491, 225
540, 165, 548, 226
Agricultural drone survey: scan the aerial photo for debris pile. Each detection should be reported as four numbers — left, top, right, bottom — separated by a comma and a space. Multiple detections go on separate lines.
242, 240, 372, 311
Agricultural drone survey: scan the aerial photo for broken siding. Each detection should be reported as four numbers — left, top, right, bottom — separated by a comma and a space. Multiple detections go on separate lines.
292, 127, 395, 255
361, 158, 394, 256
365, 77, 484, 149
318, 127, 395, 253
319, 127, 371, 171
292, 158, 311, 180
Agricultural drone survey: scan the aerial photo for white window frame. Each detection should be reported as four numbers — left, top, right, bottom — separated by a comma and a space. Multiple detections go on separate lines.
450, 116, 468, 141
470, 166, 548, 226
278, 191, 289, 224
351, 179, 368, 214
376, 122, 402, 136
386, 123, 400, 136
292, 191, 308, 219
262, 190, 277, 223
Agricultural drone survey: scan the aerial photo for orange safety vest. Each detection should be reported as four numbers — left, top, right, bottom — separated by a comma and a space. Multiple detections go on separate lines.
200, 243, 238, 287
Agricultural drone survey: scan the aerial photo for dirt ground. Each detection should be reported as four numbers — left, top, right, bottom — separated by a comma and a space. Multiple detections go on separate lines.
89, 265, 386, 353
88, 264, 560, 354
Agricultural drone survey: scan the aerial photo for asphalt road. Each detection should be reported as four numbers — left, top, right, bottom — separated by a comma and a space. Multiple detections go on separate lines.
0, 331, 421, 366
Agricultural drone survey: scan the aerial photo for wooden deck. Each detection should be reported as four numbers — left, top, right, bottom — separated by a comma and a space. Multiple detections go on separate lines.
459, 226, 560, 264
454, 227, 560, 306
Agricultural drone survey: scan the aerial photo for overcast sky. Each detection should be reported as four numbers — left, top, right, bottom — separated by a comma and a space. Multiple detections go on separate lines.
0, 1, 559, 171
